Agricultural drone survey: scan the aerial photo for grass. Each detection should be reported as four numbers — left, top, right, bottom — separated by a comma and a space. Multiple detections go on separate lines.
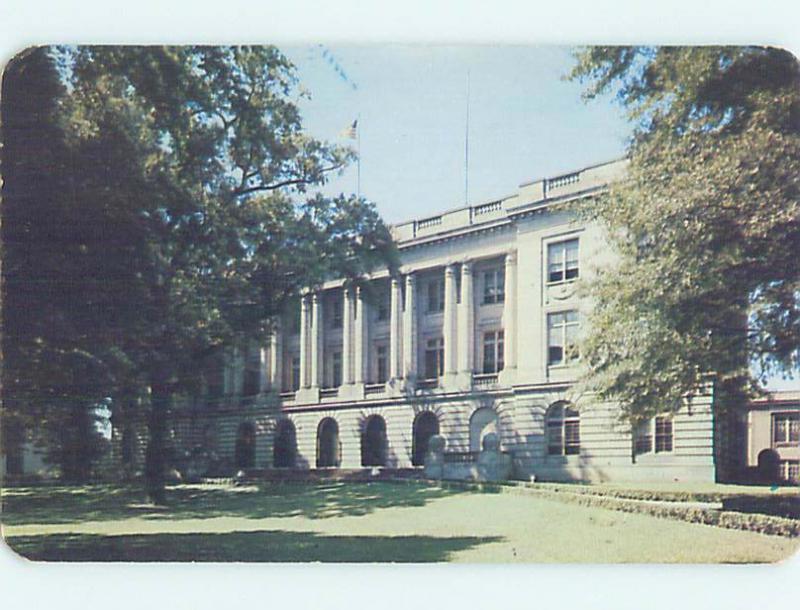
2, 481, 799, 562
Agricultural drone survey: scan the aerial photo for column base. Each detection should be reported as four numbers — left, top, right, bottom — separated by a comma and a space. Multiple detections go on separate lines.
295, 387, 320, 405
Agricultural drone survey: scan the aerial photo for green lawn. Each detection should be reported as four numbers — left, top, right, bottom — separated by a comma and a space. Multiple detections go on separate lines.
2, 481, 798, 562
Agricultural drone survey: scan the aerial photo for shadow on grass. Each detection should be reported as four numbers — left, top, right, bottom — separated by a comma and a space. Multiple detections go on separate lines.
5, 530, 502, 562
1, 481, 465, 526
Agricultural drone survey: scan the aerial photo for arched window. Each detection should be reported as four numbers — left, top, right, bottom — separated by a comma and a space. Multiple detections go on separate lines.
546, 402, 580, 456
316, 418, 340, 468
412, 411, 440, 466
273, 419, 297, 468
361, 415, 387, 467
469, 407, 498, 453
235, 421, 256, 469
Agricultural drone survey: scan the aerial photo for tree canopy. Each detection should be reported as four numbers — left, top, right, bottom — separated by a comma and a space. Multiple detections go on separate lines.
2, 46, 396, 493
569, 46, 800, 422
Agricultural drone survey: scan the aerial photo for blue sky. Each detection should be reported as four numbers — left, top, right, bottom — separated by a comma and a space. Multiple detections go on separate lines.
283, 45, 631, 223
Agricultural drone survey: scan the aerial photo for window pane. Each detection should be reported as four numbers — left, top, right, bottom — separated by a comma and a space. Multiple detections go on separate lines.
789, 417, 800, 442
565, 239, 579, 263
548, 264, 563, 283
483, 272, 495, 303
496, 270, 505, 302
564, 420, 580, 454
565, 239, 579, 280
774, 418, 788, 443
546, 421, 563, 455
548, 312, 564, 328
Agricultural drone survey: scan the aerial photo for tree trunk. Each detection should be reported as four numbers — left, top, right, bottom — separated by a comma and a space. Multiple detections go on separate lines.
145, 369, 174, 505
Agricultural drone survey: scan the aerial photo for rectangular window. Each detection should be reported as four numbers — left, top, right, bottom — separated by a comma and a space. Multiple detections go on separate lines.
290, 356, 301, 392
289, 302, 301, 334
427, 278, 445, 313
633, 420, 653, 455
377, 290, 390, 322
548, 238, 579, 283
330, 297, 343, 329
424, 337, 445, 379
547, 310, 579, 365
330, 350, 342, 388
482, 330, 505, 374
482, 269, 506, 305
243, 347, 261, 397
206, 355, 224, 399
655, 416, 673, 453
376, 344, 388, 384
634, 415, 674, 455
782, 460, 800, 483
773, 413, 800, 446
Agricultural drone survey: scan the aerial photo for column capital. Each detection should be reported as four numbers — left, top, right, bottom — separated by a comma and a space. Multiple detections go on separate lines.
312, 291, 322, 304
405, 272, 417, 287
505, 250, 518, 266
445, 263, 457, 276
391, 276, 401, 288
461, 260, 473, 274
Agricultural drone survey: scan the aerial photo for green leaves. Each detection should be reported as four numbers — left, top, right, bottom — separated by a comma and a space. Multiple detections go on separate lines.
570, 47, 800, 420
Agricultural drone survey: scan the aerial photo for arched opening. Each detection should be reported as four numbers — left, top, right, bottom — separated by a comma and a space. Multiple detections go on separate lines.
316, 418, 340, 468
235, 421, 256, 469
546, 401, 581, 455
361, 415, 387, 467
469, 407, 498, 453
757, 448, 780, 483
273, 419, 297, 468
412, 411, 440, 466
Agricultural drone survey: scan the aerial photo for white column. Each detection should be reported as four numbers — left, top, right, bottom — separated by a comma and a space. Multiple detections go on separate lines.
458, 261, 474, 378
390, 277, 402, 380
354, 286, 367, 384
403, 273, 417, 381
310, 292, 322, 389
343, 287, 354, 384
299, 296, 310, 388
443, 264, 458, 379
503, 251, 517, 372
269, 319, 282, 391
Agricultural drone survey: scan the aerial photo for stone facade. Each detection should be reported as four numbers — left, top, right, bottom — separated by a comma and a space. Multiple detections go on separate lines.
120, 157, 719, 483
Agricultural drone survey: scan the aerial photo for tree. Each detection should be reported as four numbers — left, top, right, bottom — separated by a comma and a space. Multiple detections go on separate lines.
2, 46, 396, 500
568, 47, 800, 423
2, 47, 119, 481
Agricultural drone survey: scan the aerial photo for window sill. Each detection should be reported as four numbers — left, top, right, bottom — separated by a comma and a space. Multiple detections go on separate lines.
546, 279, 579, 288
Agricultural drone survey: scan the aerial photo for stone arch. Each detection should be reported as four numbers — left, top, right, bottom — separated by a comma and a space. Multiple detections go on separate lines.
361, 414, 387, 467
469, 407, 498, 453
234, 421, 256, 469
273, 419, 297, 468
316, 417, 340, 468
412, 411, 440, 466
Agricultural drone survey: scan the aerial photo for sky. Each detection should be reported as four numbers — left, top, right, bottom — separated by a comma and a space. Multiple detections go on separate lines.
282, 45, 632, 223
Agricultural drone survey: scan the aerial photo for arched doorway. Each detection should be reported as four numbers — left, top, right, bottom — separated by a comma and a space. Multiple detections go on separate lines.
469, 407, 498, 453
361, 415, 387, 467
412, 411, 440, 466
757, 448, 780, 483
316, 418, 340, 468
235, 422, 256, 469
273, 419, 297, 468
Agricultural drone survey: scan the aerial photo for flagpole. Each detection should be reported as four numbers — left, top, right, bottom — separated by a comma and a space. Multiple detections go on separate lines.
465, 70, 470, 205
357, 113, 361, 198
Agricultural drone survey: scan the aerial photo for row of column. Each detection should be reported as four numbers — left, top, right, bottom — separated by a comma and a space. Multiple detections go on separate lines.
268, 252, 517, 391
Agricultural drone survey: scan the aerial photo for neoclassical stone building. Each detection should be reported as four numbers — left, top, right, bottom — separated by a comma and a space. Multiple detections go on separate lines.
128, 157, 718, 483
